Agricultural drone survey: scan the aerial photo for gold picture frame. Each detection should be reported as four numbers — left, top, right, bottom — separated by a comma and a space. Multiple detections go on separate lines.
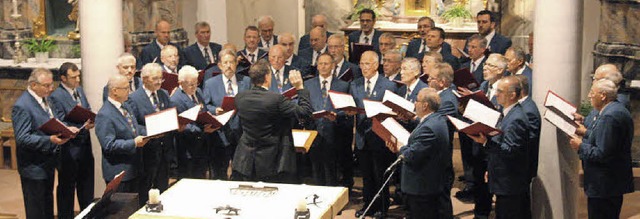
405, 0, 431, 17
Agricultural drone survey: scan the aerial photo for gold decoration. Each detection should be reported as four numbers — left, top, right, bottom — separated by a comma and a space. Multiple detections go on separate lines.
405, 0, 431, 17
32, 0, 47, 38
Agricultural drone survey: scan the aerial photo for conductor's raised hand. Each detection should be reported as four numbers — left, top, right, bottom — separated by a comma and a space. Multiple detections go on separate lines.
288, 70, 304, 90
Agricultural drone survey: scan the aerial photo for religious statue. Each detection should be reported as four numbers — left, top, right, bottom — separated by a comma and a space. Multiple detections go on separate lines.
67, 0, 80, 40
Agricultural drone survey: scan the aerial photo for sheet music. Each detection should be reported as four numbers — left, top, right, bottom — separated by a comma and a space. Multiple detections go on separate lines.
544, 110, 578, 137
214, 110, 235, 126
544, 91, 576, 120
328, 91, 357, 109
447, 115, 471, 130
145, 108, 179, 136
381, 118, 410, 149
292, 131, 311, 147
179, 105, 201, 121
382, 90, 415, 112
363, 99, 395, 118
463, 99, 501, 127
455, 46, 469, 58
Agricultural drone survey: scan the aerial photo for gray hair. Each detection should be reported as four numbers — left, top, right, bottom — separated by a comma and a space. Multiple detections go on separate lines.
218, 48, 237, 60
117, 53, 136, 66
433, 63, 454, 85
418, 87, 440, 111
593, 79, 618, 100
384, 50, 403, 62
141, 63, 163, 78
160, 45, 178, 58
488, 53, 508, 71
380, 32, 396, 46
28, 68, 53, 84
178, 65, 199, 82
402, 57, 421, 73
469, 34, 488, 48
257, 15, 275, 26
328, 33, 345, 44
507, 46, 526, 62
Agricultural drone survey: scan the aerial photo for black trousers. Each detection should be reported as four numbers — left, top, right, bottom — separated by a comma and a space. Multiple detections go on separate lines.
139, 143, 169, 206
404, 193, 439, 219
309, 137, 338, 186
437, 164, 454, 219
495, 193, 530, 219
21, 176, 55, 219
472, 143, 492, 217
357, 148, 394, 213
336, 133, 354, 190
587, 196, 623, 219
459, 133, 475, 187
56, 144, 95, 219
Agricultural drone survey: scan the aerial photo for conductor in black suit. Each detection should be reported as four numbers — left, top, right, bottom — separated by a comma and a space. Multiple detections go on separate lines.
232, 59, 313, 183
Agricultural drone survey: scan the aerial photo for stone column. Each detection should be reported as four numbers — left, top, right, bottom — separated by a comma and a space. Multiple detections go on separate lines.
530, 0, 582, 218
79, 0, 124, 196
197, 0, 228, 44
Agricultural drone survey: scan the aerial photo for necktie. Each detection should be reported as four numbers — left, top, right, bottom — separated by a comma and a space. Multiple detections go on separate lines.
226, 79, 234, 96
151, 92, 159, 111
121, 106, 137, 136
249, 53, 255, 63
471, 62, 476, 73
322, 80, 328, 108
73, 90, 81, 104
421, 39, 427, 53
42, 97, 52, 118
364, 36, 370, 44
129, 80, 135, 93
274, 70, 282, 92
334, 65, 340, 78
365, 79, 371, 97
405, 87, 411, 100
203, 47, 211, 65
191, 94, 199, 104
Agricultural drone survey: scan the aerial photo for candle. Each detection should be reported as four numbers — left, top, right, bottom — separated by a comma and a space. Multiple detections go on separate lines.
297, 199, 307, 211
12, 0, 18, 15
148, 188, 160, 204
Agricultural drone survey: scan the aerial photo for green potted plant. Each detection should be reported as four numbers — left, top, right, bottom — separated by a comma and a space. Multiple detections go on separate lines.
24, 38, 57, 63
441, 3, 472, 27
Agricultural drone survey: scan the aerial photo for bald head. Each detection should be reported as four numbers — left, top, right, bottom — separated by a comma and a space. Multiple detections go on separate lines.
268, 44, 286, 70
155, 20, 171, 45
310, 27, 327, 52
278, 32, 296, 58
594, 63, 623, 86
311, 14, 328, 29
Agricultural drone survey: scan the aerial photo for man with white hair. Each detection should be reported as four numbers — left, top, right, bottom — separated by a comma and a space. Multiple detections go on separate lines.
327, 34, 362, 81
257, 15, 278, 49
170, 66, 218, 179
127, 63, 175, 205
399, 58, 428, 103
570, 79, 634, 219
161, 45, 180, 74
299, 14, 333, 51
102, 53, 142, 101
279, 32, 310, 74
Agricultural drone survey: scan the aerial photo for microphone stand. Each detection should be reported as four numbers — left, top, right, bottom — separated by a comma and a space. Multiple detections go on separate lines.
359, 164, 398, 219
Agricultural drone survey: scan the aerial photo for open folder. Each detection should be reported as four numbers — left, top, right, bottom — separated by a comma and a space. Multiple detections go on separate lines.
65, 105, 96, 124
453, 68, 480, 90
372, 117, 410, 152
177, 105, 201, 126
292, 129, 318, 153
337, 68, 354, 82
282, 87, 298, 99
196, 110, 235, 129
453, 89, 496, 110
349, 43, 374, 64
76, 171, 126, 219
38, 118, 80, 138
543, 90, 579, 136
447, 99, 503, 136
221, 96, 235, 111
161, 72, 179, 92
382, 90, 415, 118
328, 90, 364, 113
363, 99, 397, 120
144, 107, 179, 140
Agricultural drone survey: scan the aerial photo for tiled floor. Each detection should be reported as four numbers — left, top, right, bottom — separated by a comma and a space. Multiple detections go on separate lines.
1, 149, 640, 219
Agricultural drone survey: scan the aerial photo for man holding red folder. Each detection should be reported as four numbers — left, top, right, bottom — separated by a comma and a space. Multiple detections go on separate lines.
49, 62, 95, 219
12, 68, 79, 218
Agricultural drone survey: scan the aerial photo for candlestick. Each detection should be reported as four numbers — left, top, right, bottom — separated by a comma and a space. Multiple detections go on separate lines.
12, 0, 18, 16
297, 199, 307, 211
148, 188, 160, 204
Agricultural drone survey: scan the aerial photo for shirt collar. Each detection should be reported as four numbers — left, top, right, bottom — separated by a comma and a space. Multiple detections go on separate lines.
502, 102, 517, 117
222, 73, 237, 84
473, 55, 485, 64
319, 74, 333, 85
365, 73, 379, 89
360, 30, 375, 43
286, 55, 294, 65
515, 65, 526, 75
386, 72, 399, 81
156, 40, 166, 50
197, 42, 210, 51
61, 82, 77, 95
261, 37, 273, 47
107, 96, 123, 110
270, 65, 285, 74
420, 112, 433, 123
143, 86, 156, 98
408, 79, 419, 92
485, 30, 496, 47
518, 95, 528, 104
27, 87, 45, 105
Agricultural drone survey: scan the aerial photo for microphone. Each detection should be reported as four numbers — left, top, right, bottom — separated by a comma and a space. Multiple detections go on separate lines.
385, 155, 404, 174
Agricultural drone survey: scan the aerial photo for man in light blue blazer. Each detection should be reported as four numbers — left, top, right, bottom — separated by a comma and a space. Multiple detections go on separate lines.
203, 49, 252, 179
49, 63, 95, 218
13, 68, 77, 219
96, 74, 149, 196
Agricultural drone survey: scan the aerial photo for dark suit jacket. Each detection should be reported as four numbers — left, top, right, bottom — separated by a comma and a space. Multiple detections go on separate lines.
203, 74, 251, 146
95, 100, 146, 182
127, 88, 175, 161
268, 65, 295, 93
400, 113, 450, 195
348, 30, 383, 54
184, 42, 222, 70
461, 56, 487, 88
579, 101, 634, 197
336, 59, 363, 81
507, 65, 533, 94
12, 92, 63, 179
298, 31, 333, 51
102, 77, 142, 102
287, 54, 312, 76
520, 96, 541, 179
237, 49, 268, 70
258, 35, 279, 49
233, 86, 313, 178
350, 75, 398, 150
486, 104, 530, 195
397, 80, 428, 103
418, 47, 461, 71
303, 77, 350, 158
50, 85, 92, 158
405, 38, 453, 59
137, 39, 185, 69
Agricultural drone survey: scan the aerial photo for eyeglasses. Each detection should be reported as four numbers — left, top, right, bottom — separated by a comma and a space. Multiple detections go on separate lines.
36, 82, 54, 88
359, 19, 373, 23
114, 86, 130, 91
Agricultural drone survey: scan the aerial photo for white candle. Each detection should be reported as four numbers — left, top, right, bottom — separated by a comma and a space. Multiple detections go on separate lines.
12, 0, 18, 15
297, 199, 307, 211
148, 189, 160, 204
